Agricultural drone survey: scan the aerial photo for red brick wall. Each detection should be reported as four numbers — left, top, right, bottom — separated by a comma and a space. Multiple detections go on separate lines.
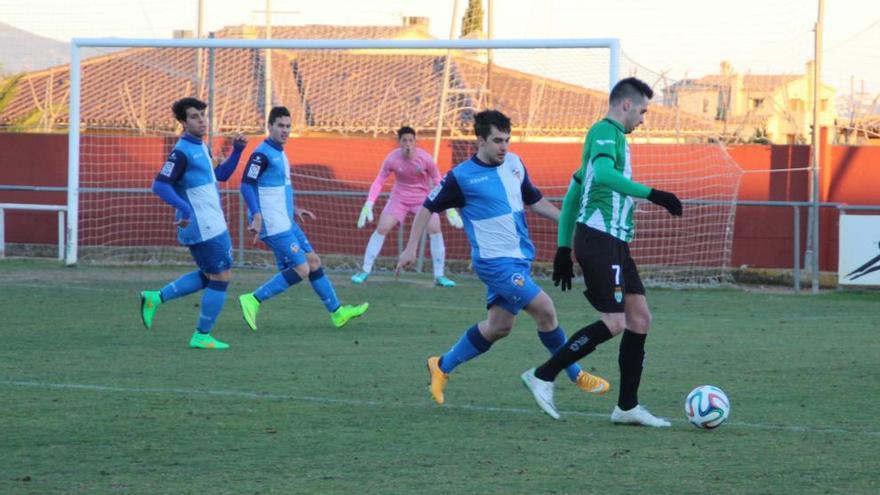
1, 132, 878, 270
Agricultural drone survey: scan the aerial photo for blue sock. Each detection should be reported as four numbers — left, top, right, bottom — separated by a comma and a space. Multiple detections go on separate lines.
439, 324, 492, 374
160, 270, 208, 302
309, 268, 340, 312
539, 327, 583, 382
254, 268, 302, 302
197, 280, 228, 333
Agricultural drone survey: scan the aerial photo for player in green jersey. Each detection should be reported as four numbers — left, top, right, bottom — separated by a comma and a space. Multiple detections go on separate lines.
520, 77, 682, 426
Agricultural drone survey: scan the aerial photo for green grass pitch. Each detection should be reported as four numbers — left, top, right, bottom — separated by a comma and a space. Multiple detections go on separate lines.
0, 260, 877, 494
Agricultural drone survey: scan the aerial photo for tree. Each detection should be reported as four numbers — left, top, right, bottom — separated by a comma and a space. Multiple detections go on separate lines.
460, 0, 484, 38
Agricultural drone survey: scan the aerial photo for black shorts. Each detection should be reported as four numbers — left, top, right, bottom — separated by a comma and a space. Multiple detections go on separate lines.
574, 223, 645, 313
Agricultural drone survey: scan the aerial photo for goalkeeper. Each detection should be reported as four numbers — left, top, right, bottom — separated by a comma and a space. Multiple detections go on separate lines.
351, 126, 462, 287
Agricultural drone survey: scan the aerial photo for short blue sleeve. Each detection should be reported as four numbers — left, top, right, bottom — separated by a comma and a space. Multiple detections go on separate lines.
241, 152, 269, 185
520, 167, 543, 205
155, 150, 187, 183
423, 171, 465, 212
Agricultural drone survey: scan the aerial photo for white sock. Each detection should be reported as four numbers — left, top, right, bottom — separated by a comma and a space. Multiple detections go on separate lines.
362, 231, 386, 273
430, 232, 445, 278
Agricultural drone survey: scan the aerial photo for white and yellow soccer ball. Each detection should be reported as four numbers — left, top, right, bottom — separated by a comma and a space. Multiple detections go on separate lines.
685, 385, 730, 430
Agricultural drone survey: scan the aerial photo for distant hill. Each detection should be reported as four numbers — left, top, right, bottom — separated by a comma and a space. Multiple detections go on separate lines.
0, 22, 70, 74
0, 22, 119, 75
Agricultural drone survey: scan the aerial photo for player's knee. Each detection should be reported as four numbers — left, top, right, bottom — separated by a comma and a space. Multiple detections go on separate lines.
307, 257, 321, 271
628, 312, 652, 333
293, 264, 310, 280
602, 316, 627, 335
492, 324, 513, 339
376, 225, 392, 236
535, 310, 557, 331
209, 270, 232, 282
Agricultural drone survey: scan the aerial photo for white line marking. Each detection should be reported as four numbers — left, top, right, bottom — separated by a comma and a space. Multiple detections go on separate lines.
1, 379, 876, 437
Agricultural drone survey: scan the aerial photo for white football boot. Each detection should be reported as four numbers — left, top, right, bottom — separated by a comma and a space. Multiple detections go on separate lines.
611, 404, 671, 427
521, 368, 560, 420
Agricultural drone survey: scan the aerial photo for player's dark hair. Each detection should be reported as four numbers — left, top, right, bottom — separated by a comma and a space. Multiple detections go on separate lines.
473, 110, 511, 139
268, 106, 291, 125
397, 126, 416, 139
171, 97, 207, 123
609, 77, 654, 104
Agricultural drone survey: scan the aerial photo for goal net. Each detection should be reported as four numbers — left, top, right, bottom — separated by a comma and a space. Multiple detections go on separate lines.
64, 35, 741, 287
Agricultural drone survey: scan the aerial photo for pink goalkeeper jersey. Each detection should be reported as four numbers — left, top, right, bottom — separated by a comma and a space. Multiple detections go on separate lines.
367, 147, 442, 205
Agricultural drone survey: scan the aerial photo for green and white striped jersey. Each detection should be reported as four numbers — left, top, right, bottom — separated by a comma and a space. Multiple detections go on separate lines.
575, 118, 643, 242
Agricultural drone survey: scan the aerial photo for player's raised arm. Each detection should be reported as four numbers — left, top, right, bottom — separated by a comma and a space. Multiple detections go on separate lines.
213, 133, 247, 181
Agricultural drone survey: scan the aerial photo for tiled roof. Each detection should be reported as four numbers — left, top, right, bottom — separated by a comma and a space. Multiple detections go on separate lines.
215, 23, 425, 40
0, 27, 717, 137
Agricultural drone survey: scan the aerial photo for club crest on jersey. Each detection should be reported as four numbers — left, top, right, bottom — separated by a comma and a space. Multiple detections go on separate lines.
289, 243, 300, 254
511, 273, 526, 287
614, 286, 623, 303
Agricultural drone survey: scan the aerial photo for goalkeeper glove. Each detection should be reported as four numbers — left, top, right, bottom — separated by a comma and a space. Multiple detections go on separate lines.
552, 247, 574, 292
446, 209, 463, 228
357, 202, 374, 228
647, 189, 683, 216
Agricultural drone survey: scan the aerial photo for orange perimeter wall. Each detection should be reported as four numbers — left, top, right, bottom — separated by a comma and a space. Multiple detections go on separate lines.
1, 133, 878, 270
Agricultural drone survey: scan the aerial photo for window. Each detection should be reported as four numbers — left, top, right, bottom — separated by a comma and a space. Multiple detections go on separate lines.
751, 98, 764, 109
820, 99, 828, 112
702, 98, 709, 113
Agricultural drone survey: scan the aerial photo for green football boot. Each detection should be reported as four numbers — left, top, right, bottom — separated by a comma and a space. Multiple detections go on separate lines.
189, 331, 230, 350
139, 290, 162, 329
238, 293, 260, 331
330, 302, 369, 328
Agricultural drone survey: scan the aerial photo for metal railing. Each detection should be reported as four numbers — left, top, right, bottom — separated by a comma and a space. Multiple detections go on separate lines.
2, 184, 878, 291
0, 202, 67, 261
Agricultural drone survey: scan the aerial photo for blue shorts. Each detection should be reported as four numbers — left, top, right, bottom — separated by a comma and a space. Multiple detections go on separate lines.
188, 231, 233, 274
475, 258, 542, 315
262, 223, 314, 271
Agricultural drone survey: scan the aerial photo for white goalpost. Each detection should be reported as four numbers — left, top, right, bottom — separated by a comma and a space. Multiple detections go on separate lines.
65, 36, 741, 286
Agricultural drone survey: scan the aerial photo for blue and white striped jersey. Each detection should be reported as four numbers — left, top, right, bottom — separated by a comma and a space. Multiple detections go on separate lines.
424, 151, 542, 263
241, 138, 295, 238
155, 134, 227, 245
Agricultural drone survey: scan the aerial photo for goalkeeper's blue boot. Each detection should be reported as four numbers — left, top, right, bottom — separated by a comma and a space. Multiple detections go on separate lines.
330, 302, 369, 328
351, 271, 369, 284
188, 331, 229, 350
139, 290, 162, 329
434, 276, 456, 288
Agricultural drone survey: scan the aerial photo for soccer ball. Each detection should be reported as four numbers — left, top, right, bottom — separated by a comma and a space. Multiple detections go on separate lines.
684, 385, 730, 430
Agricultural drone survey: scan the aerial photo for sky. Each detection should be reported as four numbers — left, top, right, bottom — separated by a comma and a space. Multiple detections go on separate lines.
2, 0, 879, 96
